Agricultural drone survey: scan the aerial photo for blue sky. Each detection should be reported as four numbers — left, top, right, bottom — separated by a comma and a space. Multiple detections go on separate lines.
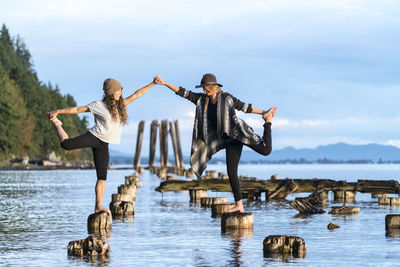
1, 0, 400, 155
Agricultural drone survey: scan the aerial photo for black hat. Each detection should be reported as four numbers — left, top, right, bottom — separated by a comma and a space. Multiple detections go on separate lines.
195, 73, 223, 88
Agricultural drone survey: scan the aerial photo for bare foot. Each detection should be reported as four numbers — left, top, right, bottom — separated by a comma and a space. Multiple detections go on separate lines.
224, 205, 245, 214
262, 107, 278, 123
95, 205, 112, 216
50, 117, 63, 127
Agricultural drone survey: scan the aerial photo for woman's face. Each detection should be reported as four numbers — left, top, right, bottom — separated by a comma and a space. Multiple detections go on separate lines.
113, 88, 123, 101
203, 87, 213, 96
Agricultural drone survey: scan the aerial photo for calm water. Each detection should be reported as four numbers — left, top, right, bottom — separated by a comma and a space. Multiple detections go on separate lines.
1, 164, 400, 266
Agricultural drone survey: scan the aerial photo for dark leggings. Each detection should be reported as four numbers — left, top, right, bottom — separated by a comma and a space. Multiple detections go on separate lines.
61, 132, 109, 180
226, 122, 272, 201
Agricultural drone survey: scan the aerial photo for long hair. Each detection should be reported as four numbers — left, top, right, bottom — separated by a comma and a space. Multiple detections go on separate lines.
204, 84, 223, 111
102, 94, 128, 125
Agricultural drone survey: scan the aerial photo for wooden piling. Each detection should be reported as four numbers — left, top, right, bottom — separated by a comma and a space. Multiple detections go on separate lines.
109, 201, 135, 217
334, 190, 356, 203
159, 121, 164, 167
112, 193, 134, 202
263, 235, 306, 258
200, 197, 228, 207
169, 121, 180, 168
149, 120, 158, 167
174, 120, 184, 168
328, 205, 360, 215
160, 120, 169, 167
221, 212, 254, 231
189, 189, 207, 202
211, 204, 236, 218
133, 120, 145, 170
68, 236, 110, 257
87, 211, 112, 233
118, 185, 136, 198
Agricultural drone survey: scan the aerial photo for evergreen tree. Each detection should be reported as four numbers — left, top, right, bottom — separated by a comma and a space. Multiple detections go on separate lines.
0, 24, 90, 160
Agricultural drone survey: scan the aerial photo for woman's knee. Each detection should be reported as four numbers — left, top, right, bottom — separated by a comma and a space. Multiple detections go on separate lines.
60, 139, 73, 150
261, 146, 272, 156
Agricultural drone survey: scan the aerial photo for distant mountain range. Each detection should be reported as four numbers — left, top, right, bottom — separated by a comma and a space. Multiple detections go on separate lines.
110, 143, 400, 164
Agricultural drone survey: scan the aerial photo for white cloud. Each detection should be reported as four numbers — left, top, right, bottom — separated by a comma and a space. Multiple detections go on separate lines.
385, 140, 400, 148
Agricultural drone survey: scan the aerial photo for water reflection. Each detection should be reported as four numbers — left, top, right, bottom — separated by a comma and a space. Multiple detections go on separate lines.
68, 254, 110, 267
386, 228, 400, 238
223, 228, 253, 266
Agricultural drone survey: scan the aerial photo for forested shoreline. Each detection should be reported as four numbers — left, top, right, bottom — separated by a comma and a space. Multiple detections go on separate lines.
0, 24, 91, 163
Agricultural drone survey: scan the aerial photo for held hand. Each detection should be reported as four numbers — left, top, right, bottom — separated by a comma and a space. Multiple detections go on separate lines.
154, 76, 166, 85
47, 110, 58, 120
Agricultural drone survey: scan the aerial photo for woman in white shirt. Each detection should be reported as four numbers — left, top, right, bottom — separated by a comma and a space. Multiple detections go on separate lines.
48, 78, 155, 216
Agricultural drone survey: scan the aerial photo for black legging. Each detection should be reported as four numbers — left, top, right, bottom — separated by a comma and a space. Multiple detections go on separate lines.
226, 122, 272, 201
61, 131, 109, 180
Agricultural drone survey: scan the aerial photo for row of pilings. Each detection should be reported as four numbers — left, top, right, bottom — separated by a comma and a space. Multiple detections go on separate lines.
133, 120, 184, 170
68, 172, 141, 259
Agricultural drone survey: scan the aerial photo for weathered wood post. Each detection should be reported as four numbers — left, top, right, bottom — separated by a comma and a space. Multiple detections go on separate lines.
333, 190, 356, 203
201, 197, 228, 207
386, 214, 400, 237
109, 201, 135, 218
221, 212, 254, 232
159, 121, 164, 167
149, 120, 158, 167
189, 189, 207, 202
169, 121, 180, 168
68, 236, 110, 257
133, 120, 145, 170
174, 120, 184, 168
211, 204, 236, 218
263, 235, 306, 258
87, 211, 112, 233
160, 120, 169, 167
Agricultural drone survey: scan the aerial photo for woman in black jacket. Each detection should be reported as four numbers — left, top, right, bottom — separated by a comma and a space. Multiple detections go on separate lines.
155, 74, 277, 213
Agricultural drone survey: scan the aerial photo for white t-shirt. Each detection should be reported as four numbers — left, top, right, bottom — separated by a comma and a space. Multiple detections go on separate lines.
87, 100, 123, 144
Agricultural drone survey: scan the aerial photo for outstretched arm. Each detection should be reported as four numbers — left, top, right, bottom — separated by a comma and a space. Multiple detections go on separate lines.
154, 76, 179, 92
154, 76, 202, 104
123, 81, 155, 106
48, 106, 89, 120
250, 106, 266, 115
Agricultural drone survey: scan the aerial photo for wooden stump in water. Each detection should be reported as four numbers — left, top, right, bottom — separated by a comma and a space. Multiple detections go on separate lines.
378, 197, 391, 205
328, 205, 360, 215
263, 235, 306, 258
333, 190, 356, 203
125, 175, 141, 188
391, 198, 400, 206
205, 170, 217, 178
271, 174, 279, 180
386, 214, 400, 237
218, 172, 229, 179
118, 185, 136, 197
289, 191, 327, 215
189, 189, 207, 202
137, 166, 145, 174
372, 193, 388, 198
87, 211, 112, 233
266, 179, 298, 201
109, 201, 135, 217
386, 214, 400, 229
378, 197, 400, 206
221, 212, 254, 231
327, 222, 340, 230
112, 193, 135, 202
211, 204, 236, 218
67, 236, 110, 257
201, 197, 228, 207
185, 168, 194, 178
